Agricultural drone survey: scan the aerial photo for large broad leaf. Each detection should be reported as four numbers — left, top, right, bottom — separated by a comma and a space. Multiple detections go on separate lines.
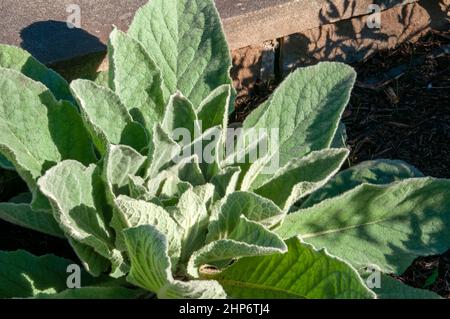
114, 195, 181, 268
207, 191, 286, 241
123, 225, 174, 294
222, 129, 270, 188
0, 250, 95, 298
197, 85, 231, 130
127, 0, 232, 105
93, 70, 109, 88
0, 44, 72, 101
0, 155, 14, 170
103, 144, 147, 203
108, 28, 165, 133
302, 159, 424, 208
210, 166, 241, 198
160, 280, 226, 299
208, 237, 374, 299
128, 175, 153, 201
70, 79, 148, 154
123, 225, 226, 299
254, 148, 349, 210
359, 271, 442, 299
157, 172, 192, 202
276, 178, 450, 274
165, 155, 206, 187
188, 217, 287, 278
0, 250, 139, 299
173, 188, 211, 263
69, 239, 111, 277
162, 92, 198, 141
174, 126, 222, 181
0, 68, 95, 192
146, 124, 181, 178
192, 183, 215, 207
243, 62, 356, 170
0, 202, 64, 238
38, 160, 126, 276
187, 239, 282, 277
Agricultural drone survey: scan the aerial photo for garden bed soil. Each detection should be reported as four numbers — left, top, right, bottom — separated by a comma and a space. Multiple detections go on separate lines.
1, 29, 449, 298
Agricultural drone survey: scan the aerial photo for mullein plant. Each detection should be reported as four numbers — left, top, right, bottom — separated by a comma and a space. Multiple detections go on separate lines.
0, 0, 449, 299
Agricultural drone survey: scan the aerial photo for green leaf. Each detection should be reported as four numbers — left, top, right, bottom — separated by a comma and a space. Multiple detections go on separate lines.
174, 188, 211, 263
158, 173, 192, 201
69, 239, 111, 277
222, 129, 269, 187
0, 68, 95, 193
128, 175, 153, 200
123, 224, 176, 294
207, 191, 285, 240
239, 155, 272, 192
360, 271, 442, 299
331, 122, 348, 148
8, 192, 32, 204
197, 85, 231, 130
192, 183, 215, 207
146, 124, 181, 178
38, 160, 124, 275
114, 195, 181, 267
0, 155, 14, 170
0, 250, 93, 298
210, 166, 241, 198
160, 280, 226, 299
302, 159, 424, 208
254, 148, 349, 210
0, 202, 64, 238
188, 216, 287, 277
123, 225, 226, 299
187, 239, 283, 277
211, 214, 287, 246
176, 126, 223, 181
70, 79, 148, 154
243, 62, 356, 168
162, 92, 198, 141
93, 70, 109, 87
209, 237, 374, 299
0, 44, 72, 101
276, 178, 450, 274
166, 155, 206, 187
127, 0, 233, 105
103, 144, 147, 202
423, 269, 439, 288
108, 28, 165, 133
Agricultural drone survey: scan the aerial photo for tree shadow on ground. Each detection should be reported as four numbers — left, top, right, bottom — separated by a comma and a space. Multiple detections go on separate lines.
20, 20, 106, 81
281, 0, 448, 74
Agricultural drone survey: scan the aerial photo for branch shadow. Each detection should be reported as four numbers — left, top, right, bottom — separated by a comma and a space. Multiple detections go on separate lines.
282, 0, 448, 73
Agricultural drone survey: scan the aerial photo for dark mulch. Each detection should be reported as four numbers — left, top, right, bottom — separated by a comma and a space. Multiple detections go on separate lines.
347, 30, 450, 178
0, 29, 448, 298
